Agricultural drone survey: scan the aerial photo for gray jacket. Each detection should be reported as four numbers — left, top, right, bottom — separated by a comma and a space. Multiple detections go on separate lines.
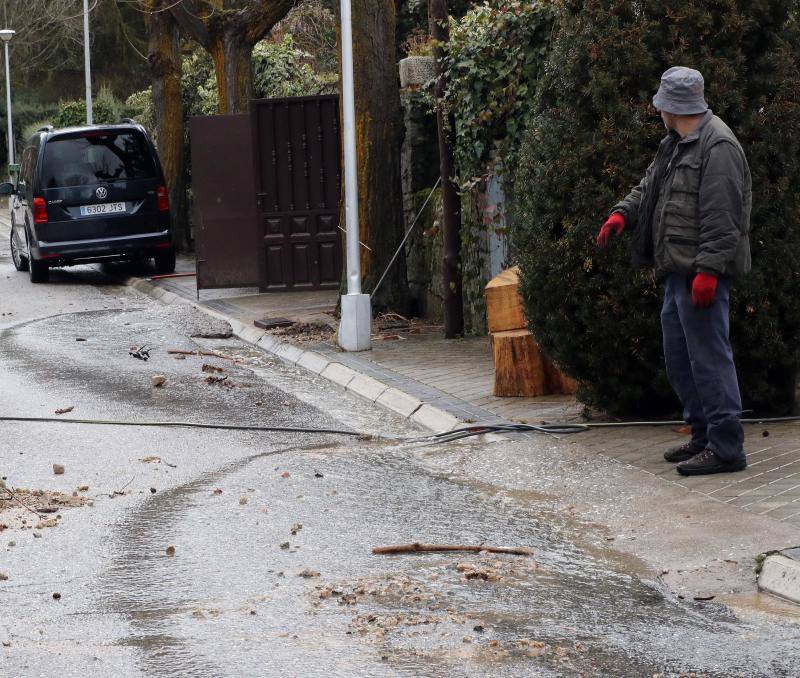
613, 112, 751, 278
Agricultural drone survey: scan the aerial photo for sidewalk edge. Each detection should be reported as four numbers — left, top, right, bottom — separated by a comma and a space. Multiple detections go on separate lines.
124, 274, 467, 435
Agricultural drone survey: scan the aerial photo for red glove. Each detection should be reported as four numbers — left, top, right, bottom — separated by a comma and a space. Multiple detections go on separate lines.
692, 272, 718, 308
597, 212, 626, 248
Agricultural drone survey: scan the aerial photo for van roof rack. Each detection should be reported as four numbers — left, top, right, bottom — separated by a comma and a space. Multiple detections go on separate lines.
37, 125, 54, 133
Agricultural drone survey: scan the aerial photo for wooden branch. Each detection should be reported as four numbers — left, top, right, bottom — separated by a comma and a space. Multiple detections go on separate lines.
168, 0, 210, 46
372, 543, 534, 556
244, 0, 296, 44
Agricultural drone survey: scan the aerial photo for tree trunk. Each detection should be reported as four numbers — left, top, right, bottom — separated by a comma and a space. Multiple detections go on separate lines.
348, 0, 408, 310
145, 1, 187, 249
168, 1, 295, 115
208, 26, 254, 115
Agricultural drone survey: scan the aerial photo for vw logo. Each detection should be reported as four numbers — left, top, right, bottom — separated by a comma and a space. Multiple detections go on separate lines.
96, 186, 108, 200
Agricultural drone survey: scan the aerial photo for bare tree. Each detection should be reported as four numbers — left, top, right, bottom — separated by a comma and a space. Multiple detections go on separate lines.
168, 0, 295, 114
2, 0, 86, 69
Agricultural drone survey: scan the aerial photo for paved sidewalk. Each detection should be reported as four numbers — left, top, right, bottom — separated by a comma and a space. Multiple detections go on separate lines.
118, 261, 800, 533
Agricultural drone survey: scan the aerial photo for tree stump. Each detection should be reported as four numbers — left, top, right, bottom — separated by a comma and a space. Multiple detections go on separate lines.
491, 330, 548, 396
485, 267, 577, 397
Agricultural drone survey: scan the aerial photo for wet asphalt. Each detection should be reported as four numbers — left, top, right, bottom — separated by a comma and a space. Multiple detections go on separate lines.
1, 241, 799, 676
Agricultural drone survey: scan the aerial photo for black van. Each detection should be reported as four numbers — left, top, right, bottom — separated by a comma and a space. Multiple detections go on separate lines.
4, 122, 175, 283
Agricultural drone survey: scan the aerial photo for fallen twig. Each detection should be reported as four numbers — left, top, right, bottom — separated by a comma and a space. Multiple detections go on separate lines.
112, 476, 136, 497
167, 349, 239, 363
372, 543, 534, 556
0, 487, 44, 519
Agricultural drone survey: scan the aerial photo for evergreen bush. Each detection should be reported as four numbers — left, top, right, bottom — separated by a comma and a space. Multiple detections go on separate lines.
513, 1, 800, 416
55, 99, 117, 129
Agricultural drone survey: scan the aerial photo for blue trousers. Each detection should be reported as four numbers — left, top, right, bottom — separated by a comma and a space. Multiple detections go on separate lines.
660, 274, 745, 463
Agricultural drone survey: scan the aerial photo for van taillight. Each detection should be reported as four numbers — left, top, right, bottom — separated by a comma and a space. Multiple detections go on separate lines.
33, 197, 48, 224
157, 186, 169, 212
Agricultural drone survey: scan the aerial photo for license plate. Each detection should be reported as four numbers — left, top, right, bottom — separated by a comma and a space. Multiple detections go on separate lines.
80, 202, 126, 216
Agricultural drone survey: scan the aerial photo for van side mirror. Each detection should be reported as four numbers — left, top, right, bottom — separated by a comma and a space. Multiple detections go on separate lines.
0, 182, 15, 196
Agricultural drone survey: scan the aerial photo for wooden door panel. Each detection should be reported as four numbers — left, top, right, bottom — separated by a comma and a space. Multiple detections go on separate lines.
251, 96, 342, 292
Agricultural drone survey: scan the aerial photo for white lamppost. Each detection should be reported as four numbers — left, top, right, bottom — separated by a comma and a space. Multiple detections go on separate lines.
0, 28, 15, 177
83, 0, 93, 124
337, 0, 371, 351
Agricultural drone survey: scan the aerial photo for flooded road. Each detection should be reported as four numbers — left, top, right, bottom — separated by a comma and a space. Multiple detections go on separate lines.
1, 266, 799, 676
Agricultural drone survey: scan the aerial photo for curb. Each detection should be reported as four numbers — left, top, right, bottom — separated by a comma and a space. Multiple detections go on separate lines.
124, 274, 465, 436
758, 550, 800, 605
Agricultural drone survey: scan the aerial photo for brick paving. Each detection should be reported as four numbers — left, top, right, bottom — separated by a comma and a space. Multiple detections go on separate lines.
319, 328, 800, 532
141, 273, 800, 533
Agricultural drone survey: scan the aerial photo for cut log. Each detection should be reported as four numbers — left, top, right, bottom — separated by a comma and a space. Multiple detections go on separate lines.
485, 266, 527, 333
492, 329, 548, 396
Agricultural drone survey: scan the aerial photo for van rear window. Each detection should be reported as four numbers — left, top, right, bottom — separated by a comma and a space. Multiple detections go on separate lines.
42, 132, 156, 188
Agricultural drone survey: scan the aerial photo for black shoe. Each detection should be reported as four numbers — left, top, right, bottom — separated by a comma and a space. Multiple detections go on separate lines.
676, 449, 747, 476
664, 441, 705, 463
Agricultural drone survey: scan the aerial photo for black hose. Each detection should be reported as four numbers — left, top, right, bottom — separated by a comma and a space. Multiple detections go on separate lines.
0, 415, 372, 438
3, 413, 798, 446
421, 415, 800, 444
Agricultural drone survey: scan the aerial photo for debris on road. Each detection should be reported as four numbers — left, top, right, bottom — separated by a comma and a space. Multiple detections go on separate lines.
203, 374, 230, 387
456, 561, 502, 582
0, 572, 8, 581
129, 345, 151, 361
166, 545, 176, 556
290, 523, 302, 535
77, 485, 89, 492
168, 348, 239, 363
212, 488, 223, 495
141, 456, 161, 464
52, 592, 61, 600
239, 496, 248, 505
54, 406, 74, 415
281, 472, 290, 479
52, 464, 65, 475
151, 375, 167, 387
372, 543, 534, 557
202, 363, 225, 373
298, 568, 320, 578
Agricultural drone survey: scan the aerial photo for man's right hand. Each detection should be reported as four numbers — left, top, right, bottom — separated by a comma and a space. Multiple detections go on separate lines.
597, 212, 626, 248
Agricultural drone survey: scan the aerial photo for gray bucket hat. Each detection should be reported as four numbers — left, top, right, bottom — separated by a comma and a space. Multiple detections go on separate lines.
652, 66, 708, 115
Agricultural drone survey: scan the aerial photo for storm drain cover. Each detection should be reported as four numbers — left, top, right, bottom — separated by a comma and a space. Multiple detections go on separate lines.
254, 317, 295, 330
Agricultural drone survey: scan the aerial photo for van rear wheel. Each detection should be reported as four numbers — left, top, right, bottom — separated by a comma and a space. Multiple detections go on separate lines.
153, 247, 176, 274
10, 227, 28, 272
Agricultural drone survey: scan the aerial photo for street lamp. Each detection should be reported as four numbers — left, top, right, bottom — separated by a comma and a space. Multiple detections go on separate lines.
83, 0, 93, 124
0, 28, 15, 178
337, 0, 371, 352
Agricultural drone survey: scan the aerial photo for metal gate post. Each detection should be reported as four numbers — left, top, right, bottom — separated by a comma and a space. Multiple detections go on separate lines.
337, 0, 371, 351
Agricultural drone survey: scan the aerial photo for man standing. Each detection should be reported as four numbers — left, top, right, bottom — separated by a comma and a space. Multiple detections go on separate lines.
597, 66, 751, 476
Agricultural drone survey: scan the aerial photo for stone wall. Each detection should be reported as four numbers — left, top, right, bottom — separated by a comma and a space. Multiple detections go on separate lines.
398, 57, 513, 334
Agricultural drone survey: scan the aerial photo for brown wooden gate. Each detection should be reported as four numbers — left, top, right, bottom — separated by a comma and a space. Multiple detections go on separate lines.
191, 114, 261, 290
250, 96, 342, 291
